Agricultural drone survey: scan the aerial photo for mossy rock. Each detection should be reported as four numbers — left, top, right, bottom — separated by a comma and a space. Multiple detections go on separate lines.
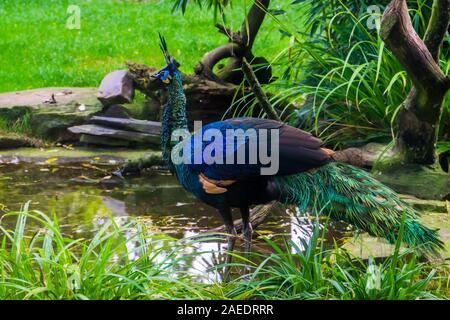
400, 194, 448, 213
373, 164, 449, 200
0, 88, 103, 141
0, 146, 161, 165
0, 132, 34, 149
343, 199, 450, 260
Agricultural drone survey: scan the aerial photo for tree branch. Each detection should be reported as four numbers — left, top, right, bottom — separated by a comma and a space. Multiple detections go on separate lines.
423, 0, 450, 62
241, 57, 280, 121
215, 23, 243, 44
194, 43, 243, 82
195, 0, 271, 84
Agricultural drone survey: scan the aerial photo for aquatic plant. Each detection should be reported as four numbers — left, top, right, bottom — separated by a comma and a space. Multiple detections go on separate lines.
228, 218, 450, 300
0, 203, 224, 300
0, 205, 448, 300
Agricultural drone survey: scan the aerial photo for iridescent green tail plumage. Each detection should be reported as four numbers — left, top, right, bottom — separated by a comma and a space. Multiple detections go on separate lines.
274, 162, 444, 254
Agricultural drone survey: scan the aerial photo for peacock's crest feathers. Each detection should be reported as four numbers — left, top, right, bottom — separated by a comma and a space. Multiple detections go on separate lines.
158, 33, 171, 64
274, 162, 444, 255
158, 33, 180, 70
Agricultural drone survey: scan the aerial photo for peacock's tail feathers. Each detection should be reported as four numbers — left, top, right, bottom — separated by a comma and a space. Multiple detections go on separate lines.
274, 162, 444, 255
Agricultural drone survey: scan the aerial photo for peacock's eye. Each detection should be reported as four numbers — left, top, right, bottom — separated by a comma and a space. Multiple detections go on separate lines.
162, 74, 173, 84
152, 66, 173, 84
160, 70, 172, 83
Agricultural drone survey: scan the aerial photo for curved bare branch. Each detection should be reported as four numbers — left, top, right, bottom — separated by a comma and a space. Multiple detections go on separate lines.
194, 43, 243, 82
195, 0, 271, 83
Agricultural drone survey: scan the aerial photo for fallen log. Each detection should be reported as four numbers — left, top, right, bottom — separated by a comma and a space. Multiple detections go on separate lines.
332, 143, 395, 168
126, 61, 241, 125
119, 142, 392, 176
126, 61, 294, 125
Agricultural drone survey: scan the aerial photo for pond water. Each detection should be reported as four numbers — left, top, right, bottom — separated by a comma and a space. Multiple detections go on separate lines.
0, 163, 349, 280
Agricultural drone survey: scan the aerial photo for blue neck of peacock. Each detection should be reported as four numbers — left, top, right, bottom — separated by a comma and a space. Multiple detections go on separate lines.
161, 71, 187, 168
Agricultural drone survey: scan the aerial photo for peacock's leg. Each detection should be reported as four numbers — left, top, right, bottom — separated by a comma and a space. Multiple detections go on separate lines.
219, 207, 236, 282
241, 206, 253, 277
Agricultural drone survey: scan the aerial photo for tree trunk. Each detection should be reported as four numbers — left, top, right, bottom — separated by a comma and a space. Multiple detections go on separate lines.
381, 0, 450, 165
195, 0, 272, 85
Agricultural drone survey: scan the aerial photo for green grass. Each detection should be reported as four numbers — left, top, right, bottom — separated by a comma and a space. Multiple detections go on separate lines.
0, 205, 448, 300
0, 109, 32, 135
0, 0, 290, 93
0, 204, 226, 299
235, 220, 450, 300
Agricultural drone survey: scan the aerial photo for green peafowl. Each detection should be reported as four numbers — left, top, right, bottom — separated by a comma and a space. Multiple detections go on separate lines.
151, 35, 443, 276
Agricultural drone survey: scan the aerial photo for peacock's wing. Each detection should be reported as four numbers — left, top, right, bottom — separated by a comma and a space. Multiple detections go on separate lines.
181, 118, 332, 181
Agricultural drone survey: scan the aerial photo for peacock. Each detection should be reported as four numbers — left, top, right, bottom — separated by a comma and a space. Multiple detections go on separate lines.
151, 35, 443, 275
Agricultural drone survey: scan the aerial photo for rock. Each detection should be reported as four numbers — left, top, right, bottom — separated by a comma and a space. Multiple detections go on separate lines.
99, 104, 132, 119
421, 212, 450, 259
80, 134, 131, 147
141, 98, 161, 121
342, 234, 405, 260
0, 146, 161, 165
0, 87, 97, 109
119, 152, 166, 176
89, 116, 161, 135
97, 70, 135, 106
32, 111, 90, 142
0, 87, 165, 144
0, 88, 102, 142
374, 164, 450, 201
98, 176, 125, 189
68, 124, 159, 146
400, 194, 448, 213
0, 133, 34, 149
343, 199, 450, 260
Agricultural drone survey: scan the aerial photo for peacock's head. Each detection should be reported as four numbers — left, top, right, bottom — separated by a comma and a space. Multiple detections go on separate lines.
151, 34, 180, 85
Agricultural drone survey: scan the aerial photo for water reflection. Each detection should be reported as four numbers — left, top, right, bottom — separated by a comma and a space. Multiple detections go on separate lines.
182, 231, 226, 283
288, 207, 324, 252
0, 164, 347, 280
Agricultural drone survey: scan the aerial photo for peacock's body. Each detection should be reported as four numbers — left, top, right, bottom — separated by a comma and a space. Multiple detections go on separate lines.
152, 36, 443, 275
